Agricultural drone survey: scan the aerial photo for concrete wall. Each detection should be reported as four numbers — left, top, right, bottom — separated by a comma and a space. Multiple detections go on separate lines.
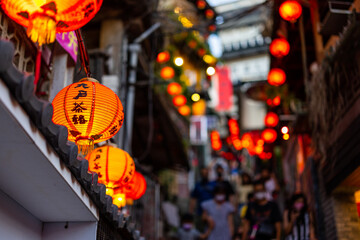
0, 189, 42, 240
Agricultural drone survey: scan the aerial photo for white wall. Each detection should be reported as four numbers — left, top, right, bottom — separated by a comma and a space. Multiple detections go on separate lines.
0, 189, 42, 240
42, 222, 97, 240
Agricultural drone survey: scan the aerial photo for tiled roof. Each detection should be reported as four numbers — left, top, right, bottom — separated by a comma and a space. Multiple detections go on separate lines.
0, 39, 141, 240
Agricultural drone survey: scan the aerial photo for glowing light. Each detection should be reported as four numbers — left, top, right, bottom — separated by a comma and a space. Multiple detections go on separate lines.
261, 129, 277, 143
206, 66, 216, 76
283, 133, 290, 140
281, 126, 289, 134
203, 54, 216, 64
279, 0, 302, 22
191, 93, 201, 102
160, 66, 175, 80
268, 68, 286, 86
270, 38, 290, 58
210, 131, 222, 151
264, 112, 279, 127
174, 57, 184, 66
178, 15, 193, 28
205, 9, 214, 19
156, 51, 170, 63
178, 105, 191, 116
197, 0, 206, 9
173, 95, 187, 107
167, 82, 182, 95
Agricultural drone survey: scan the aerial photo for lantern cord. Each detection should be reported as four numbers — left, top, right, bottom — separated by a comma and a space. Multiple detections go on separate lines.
34, 46, 42, 91
75, 29, 92, 78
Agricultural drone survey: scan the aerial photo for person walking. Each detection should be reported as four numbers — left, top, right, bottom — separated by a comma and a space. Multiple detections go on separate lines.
283, 193, 317, 240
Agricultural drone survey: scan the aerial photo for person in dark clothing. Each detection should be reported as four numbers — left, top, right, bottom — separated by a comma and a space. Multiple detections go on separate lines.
190, 167, 214, 215
209, 164, 235, 205
242, 180, 282, 240
283, 193, 317, 240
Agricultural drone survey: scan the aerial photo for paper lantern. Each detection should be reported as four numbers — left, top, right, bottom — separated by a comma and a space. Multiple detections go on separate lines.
160, 66, 175, 80
205, 9, 214, 19
87, 145, 135, 188
178, 105, 191, 116
268, 68, 286, 86
173, 95, 187, 107
157, 51, 170, 63
52, 78, 124, 155
120, 172, 147, 200
261, 129, 277, 143
210, 131, 222, 151
112, 193, 126, 208
270, 38, 290, 58
197, 48, 206, 57
264, 112, 279, 127
167, 82, 182, 95
192, 99, 206, 115
279, 0, 302, 22
197, 0, 206, 9
0, 0, 103, 45
267, 96, 281, 106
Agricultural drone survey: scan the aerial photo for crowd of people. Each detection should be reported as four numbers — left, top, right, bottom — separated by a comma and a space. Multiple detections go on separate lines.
174, 165, 317, 240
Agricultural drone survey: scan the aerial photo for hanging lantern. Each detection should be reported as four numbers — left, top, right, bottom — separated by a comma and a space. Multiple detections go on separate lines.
208, 24, 216, 32
268, 68, 286, 86
197, 0, 206, 9
279, 0, 302, 22
261, 129, 277, 143
270, 38, 290, 58
87, 145, 135, 188
178, 105, 191, 116
210, 131, 222, 151
267, 96, 281, 106
52, 78, 124, 155
173, 95, 187, 107
205, 9, 214, 19
167, 82, 182, 95
0, 0, 103, 45
197, 48, 206, 57
188, 40, 198, 49
264, 112, 279, 127
112, 193, 127, 208
120, 172, 147, 200
192, 99, 206, 115
157, 51, 171, 63
160, 66, 175, 80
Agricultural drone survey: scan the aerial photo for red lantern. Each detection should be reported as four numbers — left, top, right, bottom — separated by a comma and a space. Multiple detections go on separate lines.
197, 48, 206, 57
205, 9, 214, 19
279, 0, 302, 22
208, 24, 216, 32
120, 172, 147, 200
178, 105, 191, 116
270, 38, 290, 58
228, 119, 240, 136
167, 82, 182, 95
188, 40, 198, 49
264, 112, 279, 127
0, 0, 103, 45
267, 96, 281, 106
52, 78, 124, 155
87, 146, 135, 188
268, 68, 286, 86
261, 129, 277, 143
210, 130, 222, 151
173, 95, 187, 107
157, 51, 171, 63
160, 66, 175, 80
197, 0, 206, 9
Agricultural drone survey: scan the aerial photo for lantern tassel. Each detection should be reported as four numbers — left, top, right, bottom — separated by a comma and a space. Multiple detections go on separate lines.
34, 47, 42, 91
27, 14, 56, 46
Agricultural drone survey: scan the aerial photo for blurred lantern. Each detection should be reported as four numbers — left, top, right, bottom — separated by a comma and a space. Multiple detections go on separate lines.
192, 99, 206, 115
173, 95, 187, 107
120, 172, 147, 200
210, 130, 222, 151
112, 193, 126, 208
0, 0, 103, 45
205, 9, 214, 19
261, 129, 277, 143
191, 93, 201, 102
197, 0, 206, 9
206, 66, 216, 76
167, 82, 182, 95
279, 0, 302, 22
228, 119, 240, 136
264, 112, 279, 127
188, 40, 197, 49
157, 51, 171, 63
87, 145, 135, 188
197, 48, 206, 57
52, 78, 124, 155
203, 54, 216, 64
270, 38, 290, 58
281, 126, 289, 134
233, 138, 243, 150
355, 190, 360, 217
160, 66, 175, 80
208, 24, 216, 32
267, 96, 281, 106
174, 57, 184, 66
268, 68, 286, 86
178, 105, 191, 116
283, 133, 290, 140
255, 145, 264, 155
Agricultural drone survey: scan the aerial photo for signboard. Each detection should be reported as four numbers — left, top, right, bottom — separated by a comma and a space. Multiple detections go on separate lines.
215, 66, 233, 111
56, 31, 78, 62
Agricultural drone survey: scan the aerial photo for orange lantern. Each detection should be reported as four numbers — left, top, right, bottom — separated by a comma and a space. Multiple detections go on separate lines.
160, 66, 175, 80
197, 0, 206, 9
52, 78, 124, 155
167, 82, 182, 95
157, 51, 171, 63
120, 172, 147, 200
205, 9, 214, 19
279, 0, 302, 22
268, 68, 286, 86
0, 0, 103, 45
210, 131, 222, 151
267, 96, 281, 106
192, 99, 206, 115
173, 95, 187, 107
112, 193, 126, 208
178, 105, 191, 116
264, 112, 279, 127
261, 129, 277, 143
228, 118, 240, 136
270, 38, 290, 58
87, 145, 135, 188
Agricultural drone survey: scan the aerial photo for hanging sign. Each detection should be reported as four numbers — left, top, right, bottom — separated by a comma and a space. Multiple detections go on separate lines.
56, 31, 78, 62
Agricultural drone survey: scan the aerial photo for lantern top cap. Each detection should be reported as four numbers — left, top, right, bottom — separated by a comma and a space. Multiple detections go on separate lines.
79, 77, 99, 83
